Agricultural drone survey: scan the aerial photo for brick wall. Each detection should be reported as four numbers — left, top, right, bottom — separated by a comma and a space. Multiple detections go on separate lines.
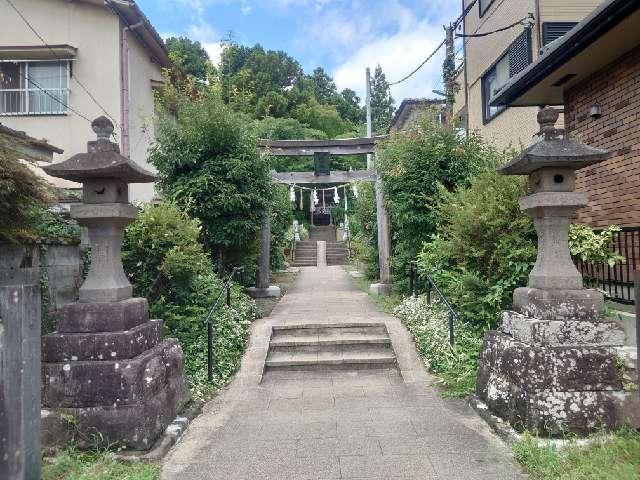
565, 44, 640, 228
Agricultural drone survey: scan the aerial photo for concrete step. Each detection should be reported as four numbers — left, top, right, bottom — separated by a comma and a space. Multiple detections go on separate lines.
293, 261, 317, 267
265, 346, 396, 369
270, 332, 391, 348
272, 323, 388, 337
266, 322, 397, 372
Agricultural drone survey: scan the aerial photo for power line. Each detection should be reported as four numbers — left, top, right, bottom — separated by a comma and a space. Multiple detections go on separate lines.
4, 0, 120, 130
387, 0, 479, 87
389, 39, 446, 86
456, 14, 533, 38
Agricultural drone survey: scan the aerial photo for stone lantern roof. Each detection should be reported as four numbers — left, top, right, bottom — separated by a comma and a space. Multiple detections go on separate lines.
42, 116, 156, 183
499, 108, 609, 175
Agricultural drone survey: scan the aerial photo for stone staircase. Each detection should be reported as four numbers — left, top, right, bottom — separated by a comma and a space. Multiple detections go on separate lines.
308, 226, 336, 242
292, 226, 348, 267
293, 241, 317, 267
326, 242, 348, 265
264, 323, 397, 372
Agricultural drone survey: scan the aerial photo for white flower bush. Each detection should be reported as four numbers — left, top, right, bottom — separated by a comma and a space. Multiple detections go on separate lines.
394, 295, 483, 397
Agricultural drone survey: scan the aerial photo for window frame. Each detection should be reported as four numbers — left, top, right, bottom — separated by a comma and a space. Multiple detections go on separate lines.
481, 51, 508, 124
0, 59, 70, 116
481, 28, 533, 124
479, 0, 495, 17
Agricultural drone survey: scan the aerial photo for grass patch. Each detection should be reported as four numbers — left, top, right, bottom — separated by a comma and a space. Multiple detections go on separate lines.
43, 448, 159, 480
513, 428, 640, 480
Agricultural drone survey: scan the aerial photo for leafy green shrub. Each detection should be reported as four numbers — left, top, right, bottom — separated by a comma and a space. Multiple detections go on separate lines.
269, 184, 294, 271
376, 117, 507, 281
28, 207, 81, 245
394, 295, 482, 398
123, 202, 255, 398
569, 224, 624, 266
417, 169, 536, 328
350, 182, 379, 278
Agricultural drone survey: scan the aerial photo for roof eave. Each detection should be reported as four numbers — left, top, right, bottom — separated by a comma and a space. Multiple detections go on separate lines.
104, 0, 172, 68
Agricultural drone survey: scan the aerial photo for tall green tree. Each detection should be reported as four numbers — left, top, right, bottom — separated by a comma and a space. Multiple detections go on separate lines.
309, 67, 338, 105
149, 92, 271, 269
370, 64, 395, 134
166, 37, 211, 80
336, 88, 365, 125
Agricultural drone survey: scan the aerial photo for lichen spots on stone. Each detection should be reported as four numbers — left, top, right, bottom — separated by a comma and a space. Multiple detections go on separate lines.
63, 364, 71, 372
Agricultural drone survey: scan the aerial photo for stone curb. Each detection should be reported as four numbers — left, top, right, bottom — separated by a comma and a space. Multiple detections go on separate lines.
113, 398, 205, 464
468, 395, 522, 445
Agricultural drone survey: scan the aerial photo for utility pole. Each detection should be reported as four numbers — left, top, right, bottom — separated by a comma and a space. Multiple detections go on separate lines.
443, 23, 456, 124
365, 67, 373, 170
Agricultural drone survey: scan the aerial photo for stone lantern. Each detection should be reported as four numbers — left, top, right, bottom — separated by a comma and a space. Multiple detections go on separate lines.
475, 107, 630, 435
40, 117, 187, 450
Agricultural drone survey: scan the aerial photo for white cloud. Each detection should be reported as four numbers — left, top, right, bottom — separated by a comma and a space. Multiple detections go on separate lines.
329, 0, 462, 104
202, 42, 223, 65
240, 1, 253, 14
332, 19, 447, 104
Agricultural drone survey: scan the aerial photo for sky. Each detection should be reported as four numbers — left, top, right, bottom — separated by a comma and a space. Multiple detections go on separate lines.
137, 0, 462, 104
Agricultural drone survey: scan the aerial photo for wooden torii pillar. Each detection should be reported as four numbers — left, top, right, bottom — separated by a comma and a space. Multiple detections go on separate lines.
257, 136, 393, 295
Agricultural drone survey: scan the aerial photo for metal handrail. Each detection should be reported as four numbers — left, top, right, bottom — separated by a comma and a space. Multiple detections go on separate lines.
409, 261, 457, 346
203, 266, 244, 382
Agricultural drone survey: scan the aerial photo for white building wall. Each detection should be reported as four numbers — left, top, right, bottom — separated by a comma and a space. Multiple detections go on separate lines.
1, 0, 162, 201
1, 0, 121, 179
126, 30, 163, 202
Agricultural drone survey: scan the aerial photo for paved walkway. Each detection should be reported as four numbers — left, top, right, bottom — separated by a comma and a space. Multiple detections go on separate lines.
161, 267, 526, 480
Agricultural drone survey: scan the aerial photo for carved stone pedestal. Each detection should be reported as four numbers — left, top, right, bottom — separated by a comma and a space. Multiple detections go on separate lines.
41, 299, 188, 449
476, 311, 629, 435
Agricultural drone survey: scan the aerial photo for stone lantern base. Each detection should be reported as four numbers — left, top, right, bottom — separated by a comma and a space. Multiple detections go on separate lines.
40, 298, 188, 450
475, 309, 631, 435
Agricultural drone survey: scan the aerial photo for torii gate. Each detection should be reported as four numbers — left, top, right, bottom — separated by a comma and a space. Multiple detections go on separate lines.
246, 136, 392, 298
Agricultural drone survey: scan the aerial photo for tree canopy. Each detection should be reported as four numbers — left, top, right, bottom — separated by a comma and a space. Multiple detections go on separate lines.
370, 64, 395, 134
166, 37, 211, 81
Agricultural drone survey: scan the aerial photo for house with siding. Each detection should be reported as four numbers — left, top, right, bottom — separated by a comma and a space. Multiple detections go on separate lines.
390, 98, 446, 132
457, 0, 603, 150
0, 0, 170, 201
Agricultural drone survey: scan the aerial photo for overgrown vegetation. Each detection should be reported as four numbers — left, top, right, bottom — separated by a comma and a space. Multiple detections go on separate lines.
0, 152, 54, 244
42, 447, 159, 480
417, 168, 536, 329
513, 428, 640, 480
366, 115, 508, 285
394, 296, 482, 397
123, 203, 255, 399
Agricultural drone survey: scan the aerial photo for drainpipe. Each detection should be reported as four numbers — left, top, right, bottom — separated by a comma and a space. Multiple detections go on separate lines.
119, 23, 130, 158
534, 0, 542, 55
461, 0, 470, 137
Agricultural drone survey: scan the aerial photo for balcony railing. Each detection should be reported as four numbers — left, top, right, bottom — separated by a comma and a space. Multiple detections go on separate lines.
0, 88, 69, 115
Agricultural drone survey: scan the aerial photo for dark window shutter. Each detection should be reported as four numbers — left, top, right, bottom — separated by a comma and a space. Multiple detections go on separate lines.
542, 22, 578, 45
508, 29, 532, 77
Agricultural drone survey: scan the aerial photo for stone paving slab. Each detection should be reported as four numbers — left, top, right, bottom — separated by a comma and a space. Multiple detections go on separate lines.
161, 266, 527, 480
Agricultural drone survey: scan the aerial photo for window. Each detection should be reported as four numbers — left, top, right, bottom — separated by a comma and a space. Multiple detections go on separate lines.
479, 0, 494, 16
481, 29, 532, 123
542, 22, 578, 46
0, 60, 69, 115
